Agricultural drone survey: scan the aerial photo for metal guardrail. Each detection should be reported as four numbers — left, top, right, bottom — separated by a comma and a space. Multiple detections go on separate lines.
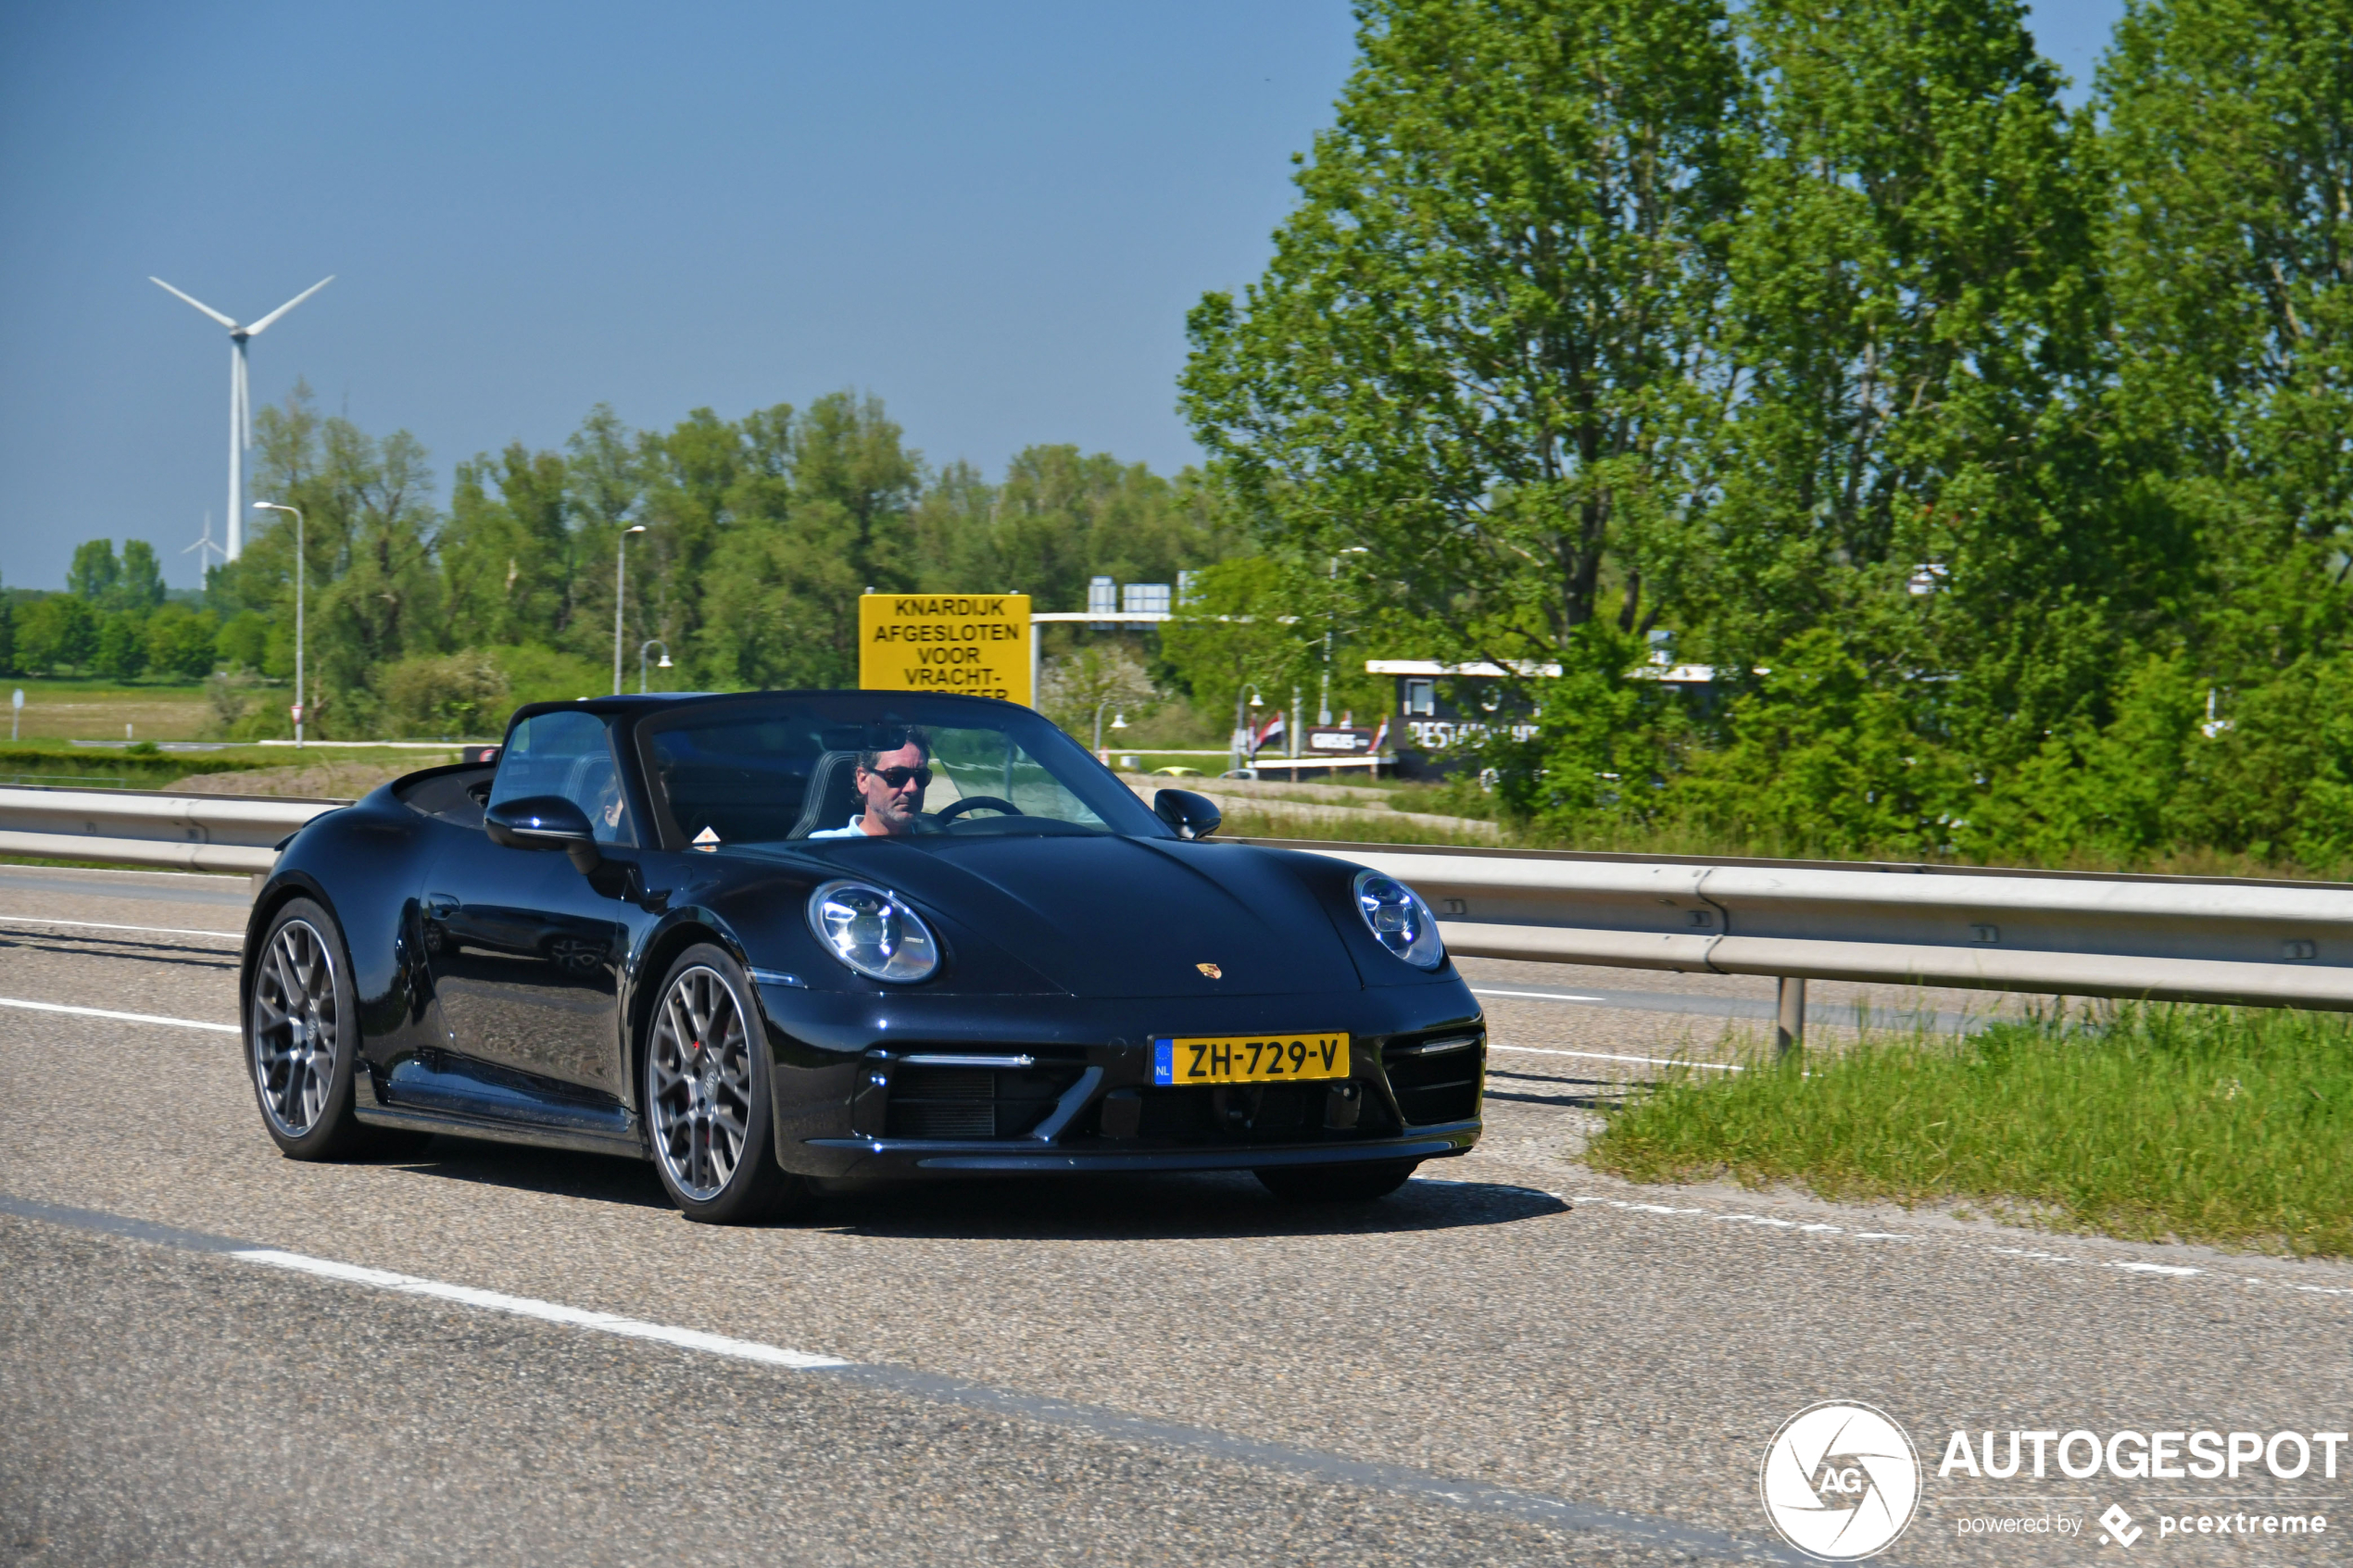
0, 785, 341, 874
1255, 839, 2353, 1032
7, 785, 2351, 1030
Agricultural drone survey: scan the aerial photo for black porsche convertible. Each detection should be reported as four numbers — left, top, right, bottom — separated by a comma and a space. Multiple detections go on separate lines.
242, 691, 1485, 1223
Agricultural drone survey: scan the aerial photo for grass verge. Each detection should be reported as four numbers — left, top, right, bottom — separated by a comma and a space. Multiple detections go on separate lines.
1585, 1004, 2353, 1257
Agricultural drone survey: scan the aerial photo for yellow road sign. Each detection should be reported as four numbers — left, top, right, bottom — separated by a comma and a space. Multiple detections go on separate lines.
859, 593, 1032, 706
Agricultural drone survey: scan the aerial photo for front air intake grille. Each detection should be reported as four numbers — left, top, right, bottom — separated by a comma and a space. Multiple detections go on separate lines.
1127, 1081, 1398, 1143
1382, 1033, 1484, 1125
884, 1059, 1086, 1139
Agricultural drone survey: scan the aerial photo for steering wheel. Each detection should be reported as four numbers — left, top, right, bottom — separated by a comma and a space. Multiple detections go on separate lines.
935, 796, 1024, 822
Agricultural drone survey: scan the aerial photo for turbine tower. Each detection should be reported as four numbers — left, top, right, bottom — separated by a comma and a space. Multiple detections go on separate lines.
150, 274, 333, 560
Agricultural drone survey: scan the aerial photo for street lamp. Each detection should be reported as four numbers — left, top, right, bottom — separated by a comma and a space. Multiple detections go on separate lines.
613, 524, 646, 696
251, 501, 304, 746
1093, 702, 1127, 761
639, 638, 672, 695
1230, 684, 1264, 775
1321, 546, 1369, 727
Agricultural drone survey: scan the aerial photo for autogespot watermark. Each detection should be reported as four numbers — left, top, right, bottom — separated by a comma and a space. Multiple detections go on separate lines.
1936, 1427, 2341, 1548
1762, 1409, 2344, 1557
1760, 1401, 1922, 1562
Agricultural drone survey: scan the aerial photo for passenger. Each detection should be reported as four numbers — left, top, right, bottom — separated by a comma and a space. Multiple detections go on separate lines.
808, 730, 932, 838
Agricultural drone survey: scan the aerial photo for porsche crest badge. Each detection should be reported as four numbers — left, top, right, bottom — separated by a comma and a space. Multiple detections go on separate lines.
1196, 962, 1222, 979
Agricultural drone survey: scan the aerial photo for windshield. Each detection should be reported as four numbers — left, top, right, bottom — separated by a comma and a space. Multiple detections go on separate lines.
635, 695, 1167, 849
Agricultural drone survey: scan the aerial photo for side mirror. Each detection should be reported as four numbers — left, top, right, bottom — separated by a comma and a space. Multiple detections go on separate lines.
485, 795, 600, 873
1153, 788, 1222, 841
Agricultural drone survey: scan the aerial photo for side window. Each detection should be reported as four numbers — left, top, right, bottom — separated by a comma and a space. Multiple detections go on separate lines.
490, 711, 635, 846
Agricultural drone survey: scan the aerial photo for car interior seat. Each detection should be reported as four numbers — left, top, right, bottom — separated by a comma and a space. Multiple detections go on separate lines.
786, 750, 865, 838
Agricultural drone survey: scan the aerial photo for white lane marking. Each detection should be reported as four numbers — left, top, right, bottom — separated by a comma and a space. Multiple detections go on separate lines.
1473, 988, 1606, 1003
1564, 1196, 2322, 1296
0, 995, 238, 1035
0, 914, 243, 941
232, 1249, 852, 1369
1487, 1043, 1743, 1073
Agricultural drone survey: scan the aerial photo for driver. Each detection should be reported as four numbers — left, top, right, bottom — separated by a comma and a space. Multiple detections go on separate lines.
808, 730, 931, 838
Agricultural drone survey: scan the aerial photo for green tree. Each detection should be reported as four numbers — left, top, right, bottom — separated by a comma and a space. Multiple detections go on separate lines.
93, 611, 147, 679
16, 595, 97, 673
1182, 0, 1747, 667
237, 384, 445, 734
67, 540, 120, 603
143, 604, 220, 680
2097, 0, 2353, 684
118, 541, 166, 610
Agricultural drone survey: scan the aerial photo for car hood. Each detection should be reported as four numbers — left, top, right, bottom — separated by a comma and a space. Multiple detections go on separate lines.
806, 834, 1365, 997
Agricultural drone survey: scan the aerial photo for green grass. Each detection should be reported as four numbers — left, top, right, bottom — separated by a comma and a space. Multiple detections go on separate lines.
1586, 1004, 2353, 1257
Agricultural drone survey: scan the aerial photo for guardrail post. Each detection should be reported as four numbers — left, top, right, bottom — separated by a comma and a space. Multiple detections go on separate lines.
1775, 976, 1806, 1058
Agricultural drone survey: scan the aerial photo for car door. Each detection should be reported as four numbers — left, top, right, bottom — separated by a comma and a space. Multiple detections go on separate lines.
420, 711, 639, 1097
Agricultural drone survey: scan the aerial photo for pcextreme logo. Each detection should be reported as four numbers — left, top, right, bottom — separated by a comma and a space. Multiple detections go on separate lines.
1760, 1401, 1923, 1562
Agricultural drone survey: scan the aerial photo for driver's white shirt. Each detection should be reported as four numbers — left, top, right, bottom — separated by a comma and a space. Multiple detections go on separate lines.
806, 814, 867, 839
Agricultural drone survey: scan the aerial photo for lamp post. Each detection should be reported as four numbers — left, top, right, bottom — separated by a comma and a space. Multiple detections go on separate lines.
638, 638, 672, 695
251, 501, 304, 746
1320, 546, 1369, 727
1230, 684, 1264, 776
613, 524, 646, 695
1093, 702, 1127, 762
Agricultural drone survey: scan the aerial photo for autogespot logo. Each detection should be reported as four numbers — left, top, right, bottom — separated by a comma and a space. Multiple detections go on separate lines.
1761, 1401, 1923, 1562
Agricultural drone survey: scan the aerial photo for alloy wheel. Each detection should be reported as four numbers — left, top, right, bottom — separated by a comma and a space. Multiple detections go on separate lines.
252, 919, 341, 1138
648, 965, 755, 1202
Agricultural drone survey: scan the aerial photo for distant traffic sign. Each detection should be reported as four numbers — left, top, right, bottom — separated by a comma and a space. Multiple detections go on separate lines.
859, 594, 1032, 706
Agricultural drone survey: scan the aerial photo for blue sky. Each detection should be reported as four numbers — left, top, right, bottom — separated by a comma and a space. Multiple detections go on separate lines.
0, 1, 2123, 591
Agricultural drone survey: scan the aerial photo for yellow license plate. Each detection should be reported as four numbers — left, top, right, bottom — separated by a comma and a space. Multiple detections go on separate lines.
1152, 1033, 1350, 1085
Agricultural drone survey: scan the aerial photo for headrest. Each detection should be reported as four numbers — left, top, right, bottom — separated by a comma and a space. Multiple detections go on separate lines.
786, 750, 864, 838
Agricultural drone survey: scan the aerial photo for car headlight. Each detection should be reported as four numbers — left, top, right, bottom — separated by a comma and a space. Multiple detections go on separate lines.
808, 880, 940, 983
1353, 870, 1445, 970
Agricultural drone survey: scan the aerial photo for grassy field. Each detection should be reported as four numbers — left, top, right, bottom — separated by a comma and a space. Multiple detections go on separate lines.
1586, 1004, 2353, 1257
1, 678, 220, 742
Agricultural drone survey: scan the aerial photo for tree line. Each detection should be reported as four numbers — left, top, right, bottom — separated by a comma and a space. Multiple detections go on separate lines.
0, 387, 1252, 742
1183, 0, 2353, 872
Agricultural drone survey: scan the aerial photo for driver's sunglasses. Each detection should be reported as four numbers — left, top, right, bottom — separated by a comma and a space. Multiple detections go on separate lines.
869, 765, 932, 791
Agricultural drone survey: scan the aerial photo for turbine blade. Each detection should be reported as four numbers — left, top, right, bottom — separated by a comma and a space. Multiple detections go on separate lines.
150, 277, 238, 329
242, 275, 333, 337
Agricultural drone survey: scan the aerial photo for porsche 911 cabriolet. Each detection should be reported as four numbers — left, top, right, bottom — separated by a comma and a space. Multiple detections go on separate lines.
242, 691, 1485, 1223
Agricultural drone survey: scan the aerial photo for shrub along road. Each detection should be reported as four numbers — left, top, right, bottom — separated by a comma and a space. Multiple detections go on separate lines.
0, 866, 2345, 1565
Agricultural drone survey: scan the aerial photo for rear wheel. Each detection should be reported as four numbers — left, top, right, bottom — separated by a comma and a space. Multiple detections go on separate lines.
644, 945, 801, 1224
249, 897, 414, 1160
1255, 1159, 1420, 1203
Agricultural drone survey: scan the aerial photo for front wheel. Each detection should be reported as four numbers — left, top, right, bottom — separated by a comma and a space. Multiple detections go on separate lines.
1255, 1159, 1420, 1203
644, 945, 801, 1224
248, 897, 390, 1160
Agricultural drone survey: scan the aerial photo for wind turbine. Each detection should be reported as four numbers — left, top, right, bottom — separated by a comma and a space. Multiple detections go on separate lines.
149, 274, 333, 561
183, 511, 227, 573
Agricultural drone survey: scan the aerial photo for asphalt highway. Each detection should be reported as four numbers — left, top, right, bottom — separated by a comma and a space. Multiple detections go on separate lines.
2, 865, 2346, 1566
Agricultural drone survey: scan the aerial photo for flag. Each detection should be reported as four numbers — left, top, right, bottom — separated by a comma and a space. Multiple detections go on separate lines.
1252, 711, 1285, 756
1371, 716, 1389, 753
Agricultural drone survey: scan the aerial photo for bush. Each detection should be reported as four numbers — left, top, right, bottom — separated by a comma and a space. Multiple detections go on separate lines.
378, 650, 510, 738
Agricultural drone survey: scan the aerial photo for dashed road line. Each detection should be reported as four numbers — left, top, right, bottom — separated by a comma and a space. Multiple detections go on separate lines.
0, 913, 244, 941
0, 995, 238, 1034
1570, 1193, 2352, 1303
1489, 1043, 1743, 1072
0, 1190, 1805, 1565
